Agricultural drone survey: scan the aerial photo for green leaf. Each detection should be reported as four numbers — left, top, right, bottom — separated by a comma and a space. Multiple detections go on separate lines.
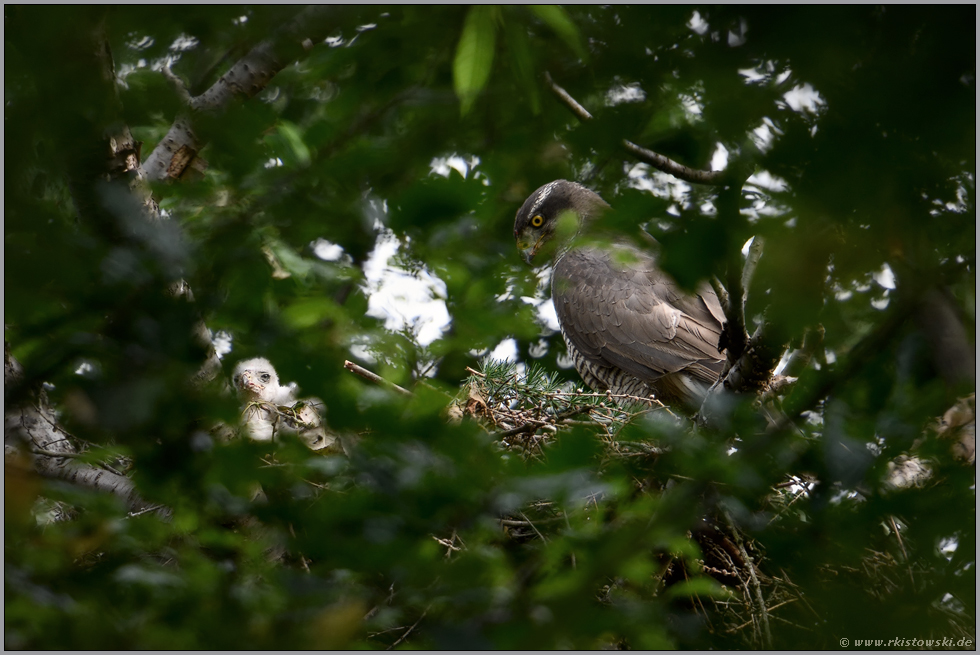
453, 6, 499, 115
276, 120, 311, 168
528, 5, 585, 60
281, 297, 342, 329
665, 576, 733, 601
503, 17, 540, 115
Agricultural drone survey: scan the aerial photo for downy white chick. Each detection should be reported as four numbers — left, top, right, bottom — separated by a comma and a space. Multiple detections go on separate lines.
231, 357, 339, 452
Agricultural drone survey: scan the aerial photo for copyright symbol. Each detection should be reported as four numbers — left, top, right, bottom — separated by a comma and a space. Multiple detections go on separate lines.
840, 638, 849, 647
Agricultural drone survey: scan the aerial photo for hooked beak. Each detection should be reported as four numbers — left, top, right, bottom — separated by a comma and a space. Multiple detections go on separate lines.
240, 372, 265, 395
517, 233, 545, 265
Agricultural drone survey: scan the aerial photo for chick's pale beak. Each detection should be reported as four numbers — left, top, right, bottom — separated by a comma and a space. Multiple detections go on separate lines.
241, 372, 264, 394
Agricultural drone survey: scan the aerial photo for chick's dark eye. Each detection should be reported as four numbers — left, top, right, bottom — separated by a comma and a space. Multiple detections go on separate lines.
531, 215, 544, 228
260, 374, 270, 382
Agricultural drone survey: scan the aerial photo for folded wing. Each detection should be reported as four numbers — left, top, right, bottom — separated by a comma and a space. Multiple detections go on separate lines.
552, 245, 726, 389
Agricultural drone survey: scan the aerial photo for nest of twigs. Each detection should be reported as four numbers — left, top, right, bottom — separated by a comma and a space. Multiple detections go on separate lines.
448, 359, 803, 647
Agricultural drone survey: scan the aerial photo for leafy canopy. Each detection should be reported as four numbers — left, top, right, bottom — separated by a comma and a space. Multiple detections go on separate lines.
5, 5, 975, 650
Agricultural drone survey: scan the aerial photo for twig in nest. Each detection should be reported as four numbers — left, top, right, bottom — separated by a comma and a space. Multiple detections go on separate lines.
520, 512, 548, 543
126, 504, 166, 519
498, 419, 549, 438
499, 516, 565, 527
723, 511, 771, 648
344, 360, 413, 396
888, 516, 915, 586
386, 605, 429, 650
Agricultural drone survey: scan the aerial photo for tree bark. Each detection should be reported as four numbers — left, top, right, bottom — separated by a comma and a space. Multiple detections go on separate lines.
144, 6, 344, 181
4, 345, 159, 514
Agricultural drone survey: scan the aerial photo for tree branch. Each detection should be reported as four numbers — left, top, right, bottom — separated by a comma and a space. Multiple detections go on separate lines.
344, 360, 413, 396
4, 347, 163, 516
544, 71, 729, 186
161, 62, 192, 105
621, 140, 729, 186
144, 6, 343, 182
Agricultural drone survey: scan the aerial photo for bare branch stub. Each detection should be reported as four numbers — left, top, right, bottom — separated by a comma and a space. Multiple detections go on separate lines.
543, 71, 593, 121
343, 360, 414, 396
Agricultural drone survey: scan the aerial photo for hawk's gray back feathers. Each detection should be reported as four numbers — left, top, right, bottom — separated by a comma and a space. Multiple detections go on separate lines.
514, 180, 726, 407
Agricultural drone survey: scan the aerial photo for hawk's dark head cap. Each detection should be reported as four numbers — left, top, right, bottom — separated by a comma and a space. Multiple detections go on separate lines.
514, 180, 610, 264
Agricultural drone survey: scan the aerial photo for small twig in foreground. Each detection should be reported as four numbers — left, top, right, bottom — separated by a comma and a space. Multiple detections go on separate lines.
344, 360, 413, 396
724, 510, 771, 649
386, 605, 429, 650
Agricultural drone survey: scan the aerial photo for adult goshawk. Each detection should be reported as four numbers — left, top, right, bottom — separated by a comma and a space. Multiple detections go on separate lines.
514, 180, 727, 407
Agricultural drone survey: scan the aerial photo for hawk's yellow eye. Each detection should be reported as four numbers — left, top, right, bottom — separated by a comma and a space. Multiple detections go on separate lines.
530, 215, 544, 228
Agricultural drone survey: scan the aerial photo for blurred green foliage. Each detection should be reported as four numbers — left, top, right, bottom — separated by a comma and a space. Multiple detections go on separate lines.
5, 5, 975, 649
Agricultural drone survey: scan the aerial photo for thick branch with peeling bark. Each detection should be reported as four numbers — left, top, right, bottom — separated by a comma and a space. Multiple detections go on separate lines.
144, 6, 342, 182
6, 9, 218, 509
45, 13, 222, 386
4, 346, 161, 515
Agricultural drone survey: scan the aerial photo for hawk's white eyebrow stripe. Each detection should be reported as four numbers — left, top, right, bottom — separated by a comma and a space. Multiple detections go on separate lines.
530, 180, 561, 216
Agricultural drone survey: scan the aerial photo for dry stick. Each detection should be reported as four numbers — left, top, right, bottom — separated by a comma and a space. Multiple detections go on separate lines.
499, 516, 565, 527
431, 534, 462, 555
765, 598, 799, 614
126, 504, 167, 518
680, 562, 713, 630
520, 512, 548, 543
543, 72, 729, 187
386, 605, 430, 651
888, 516, 915, 586
343, 360, 413, 396
724, 511, 771, 649
777, 568, 820, 619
